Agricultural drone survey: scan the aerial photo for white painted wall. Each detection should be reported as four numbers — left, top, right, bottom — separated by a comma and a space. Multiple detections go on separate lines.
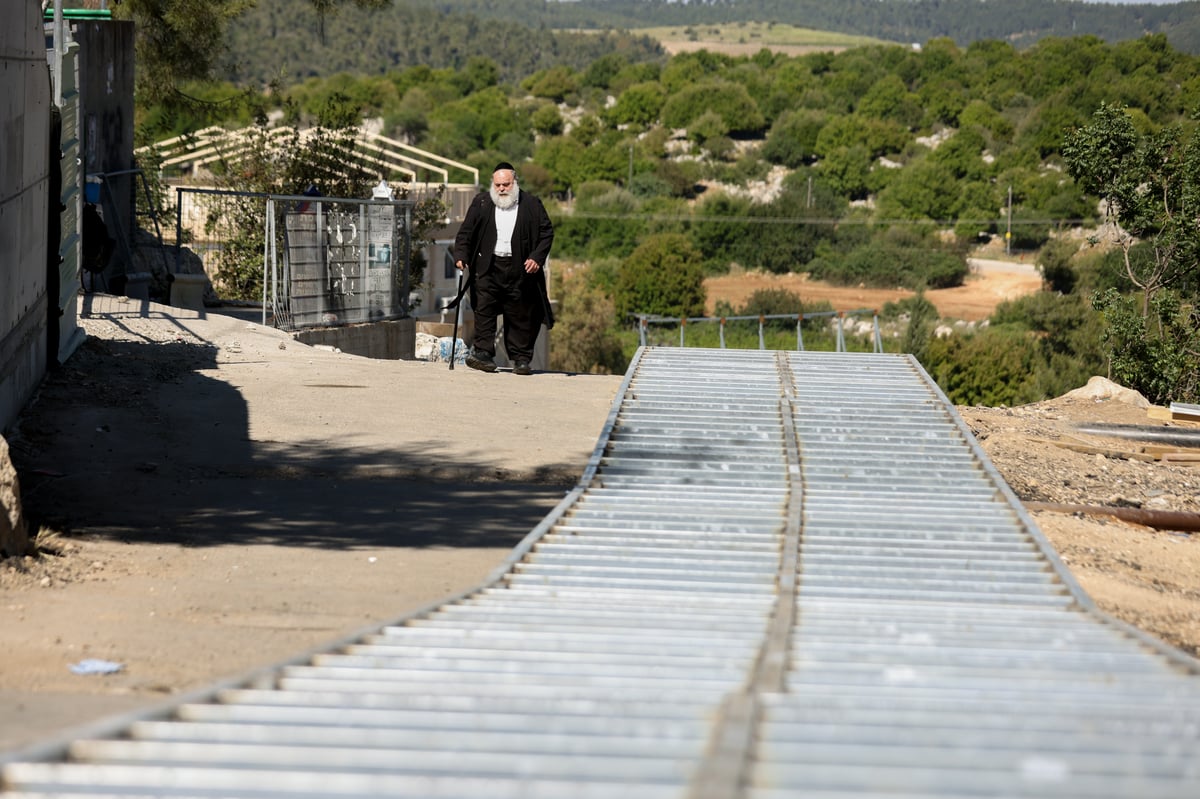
0, 0, 52, 432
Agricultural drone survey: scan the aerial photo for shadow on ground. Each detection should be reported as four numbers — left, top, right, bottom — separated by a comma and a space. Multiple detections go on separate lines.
9, 335, 583, 553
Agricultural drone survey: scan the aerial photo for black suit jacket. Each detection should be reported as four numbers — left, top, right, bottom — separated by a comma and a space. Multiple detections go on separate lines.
453, 190, 556, 326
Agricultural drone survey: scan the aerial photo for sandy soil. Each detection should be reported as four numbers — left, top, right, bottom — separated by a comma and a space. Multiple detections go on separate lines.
704, 259, 1044, 321
3, 281, 1199, 757
661, 40, 852, 58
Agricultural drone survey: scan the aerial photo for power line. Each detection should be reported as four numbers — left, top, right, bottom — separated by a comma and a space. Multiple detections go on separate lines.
551, 210, 1093, 226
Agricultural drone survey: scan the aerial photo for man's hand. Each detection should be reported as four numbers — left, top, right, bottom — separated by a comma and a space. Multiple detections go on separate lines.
524, 259, 540, 273
455, 259, 466, 271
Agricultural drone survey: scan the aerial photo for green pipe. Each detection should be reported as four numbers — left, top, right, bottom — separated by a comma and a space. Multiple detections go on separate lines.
43, 10, 113, 20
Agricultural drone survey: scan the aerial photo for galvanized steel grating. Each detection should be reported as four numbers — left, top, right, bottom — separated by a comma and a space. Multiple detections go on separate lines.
3, 346, 1199, 798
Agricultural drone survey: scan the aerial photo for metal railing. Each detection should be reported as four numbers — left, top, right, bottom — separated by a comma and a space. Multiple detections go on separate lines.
141, 125, 479, 188
635, 309, 884, 353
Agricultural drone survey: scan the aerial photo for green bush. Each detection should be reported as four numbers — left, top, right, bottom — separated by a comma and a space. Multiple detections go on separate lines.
615, 233, 707, 320
812, 240, 968, 291
549, 268, 627, 375
661, 80, 765, 135
1037, 238, 1078, 294
761, 110, 825, 168
923, 327, 1042, 406
1092, 288, 1200, 404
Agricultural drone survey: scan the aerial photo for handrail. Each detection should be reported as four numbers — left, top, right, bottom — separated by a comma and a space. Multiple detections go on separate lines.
137, 125, 477, 186
635, 309, 884, 353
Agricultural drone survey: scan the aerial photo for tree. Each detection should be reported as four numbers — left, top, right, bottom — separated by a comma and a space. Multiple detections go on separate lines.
858, 74, 923, 128
530, 104, 564, 137
116, 0, 390, 106
1063, 102, 1200, 313
523, 66, 579, 103
607, 82, 666, 128
660, 81, 765, 135
887, 292, 940, 364
614, 233, 707, 320
761, 110, 825, 168
876, 160, 961, 221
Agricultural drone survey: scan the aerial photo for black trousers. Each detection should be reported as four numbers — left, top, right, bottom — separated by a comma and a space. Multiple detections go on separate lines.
473, 257, 544, 363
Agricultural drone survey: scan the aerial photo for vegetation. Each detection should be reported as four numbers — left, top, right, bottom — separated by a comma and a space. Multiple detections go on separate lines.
1063, 102, 1200, 310
1092, 288, 1200, 405
218, 0, 1200, 81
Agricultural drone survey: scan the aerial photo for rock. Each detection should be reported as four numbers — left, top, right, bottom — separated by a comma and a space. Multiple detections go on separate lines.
1062, 376, 1151, 408
1, 434, 32, 558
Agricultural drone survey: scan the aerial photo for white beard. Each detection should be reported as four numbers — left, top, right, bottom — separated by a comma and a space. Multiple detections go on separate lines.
491, 184, 519, 209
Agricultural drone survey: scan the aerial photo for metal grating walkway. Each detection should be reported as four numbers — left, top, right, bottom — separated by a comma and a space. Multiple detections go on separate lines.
3, 347, 1199, 798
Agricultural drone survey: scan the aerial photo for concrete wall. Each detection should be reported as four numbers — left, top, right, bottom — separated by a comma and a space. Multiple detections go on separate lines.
293, 318, 417, 360
0, 0, 52, 433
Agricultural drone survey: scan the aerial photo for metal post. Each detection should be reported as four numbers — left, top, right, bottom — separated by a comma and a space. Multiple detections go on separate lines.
796, 315, 805, 352
402, 203, 412, 316
262, 198, 272, 325
358, 203, 368, 320
872, 312, 883, 353
315, 202, 325, 321
679, 317, 686, 347
758, 315, 765, 350
391, 203, 401, 317
174, 187, 183, 275
639, 317, 647, 347
1006, 185, 1013, 256
836, 312, 846, 352
719, 318, 726, 349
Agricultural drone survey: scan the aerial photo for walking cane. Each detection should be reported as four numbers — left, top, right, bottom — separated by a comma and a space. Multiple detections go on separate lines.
448, 252, 464, 371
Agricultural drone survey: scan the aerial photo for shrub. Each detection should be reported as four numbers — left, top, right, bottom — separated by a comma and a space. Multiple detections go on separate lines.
550, 268, 627, 375
1092, 288, 1200, 404
615, 233, 707, 319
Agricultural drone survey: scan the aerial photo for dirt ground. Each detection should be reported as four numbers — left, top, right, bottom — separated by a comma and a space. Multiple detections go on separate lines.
3, 282, 1200, 757
0, 294, 623, 754
961, 389, 1200, 661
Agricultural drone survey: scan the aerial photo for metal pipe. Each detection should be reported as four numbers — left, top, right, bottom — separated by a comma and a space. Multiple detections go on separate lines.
1075, 423, 1200, 448
1025, 501, 1200, 533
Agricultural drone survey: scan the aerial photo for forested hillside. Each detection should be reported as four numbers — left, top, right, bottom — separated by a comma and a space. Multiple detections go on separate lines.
220, 2, 664, 86
220, 0, 1200, 85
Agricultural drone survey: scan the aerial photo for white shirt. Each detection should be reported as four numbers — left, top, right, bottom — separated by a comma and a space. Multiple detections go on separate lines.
494, 203, 517, 257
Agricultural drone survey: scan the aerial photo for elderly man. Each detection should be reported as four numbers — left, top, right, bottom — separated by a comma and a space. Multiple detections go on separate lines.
452, 162, 555, 375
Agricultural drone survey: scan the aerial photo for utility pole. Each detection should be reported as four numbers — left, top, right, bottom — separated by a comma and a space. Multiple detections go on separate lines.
1005, 185, 1013, 257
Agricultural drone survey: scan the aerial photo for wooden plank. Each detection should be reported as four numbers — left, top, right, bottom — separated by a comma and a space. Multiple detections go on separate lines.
1036, 438, 1157, 462
1170, 402, 1200, 423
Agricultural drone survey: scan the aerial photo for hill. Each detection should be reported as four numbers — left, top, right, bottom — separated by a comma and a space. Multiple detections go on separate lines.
219, 0, 1200, 87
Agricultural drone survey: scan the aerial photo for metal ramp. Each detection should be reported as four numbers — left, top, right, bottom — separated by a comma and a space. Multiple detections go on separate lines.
3, 347, 1199, 798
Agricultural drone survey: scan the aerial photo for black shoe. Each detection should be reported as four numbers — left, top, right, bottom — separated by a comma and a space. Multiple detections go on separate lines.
513, 360, 533, 376
465, 350, 497, 372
